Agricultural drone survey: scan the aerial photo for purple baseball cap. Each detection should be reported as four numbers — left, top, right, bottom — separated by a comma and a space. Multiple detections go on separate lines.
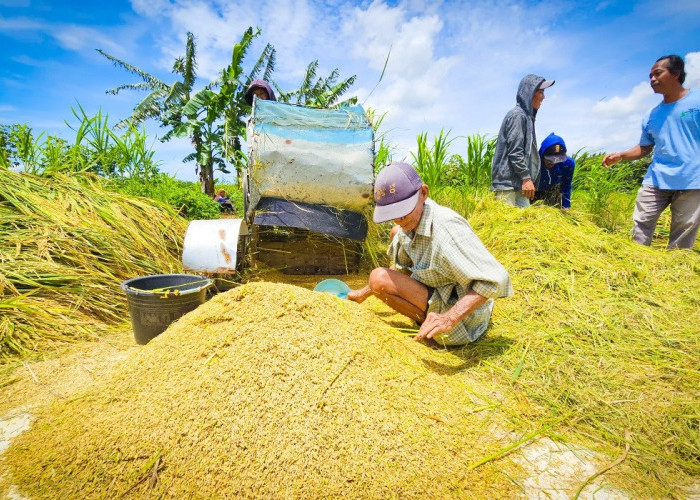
373, 162, 423, 223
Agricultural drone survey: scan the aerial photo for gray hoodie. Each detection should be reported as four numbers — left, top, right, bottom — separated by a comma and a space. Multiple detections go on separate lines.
491, 74, 545, 191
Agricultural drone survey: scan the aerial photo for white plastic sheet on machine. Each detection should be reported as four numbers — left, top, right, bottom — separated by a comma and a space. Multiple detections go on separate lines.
247, 100, 375, 219
182, 219, 248, 273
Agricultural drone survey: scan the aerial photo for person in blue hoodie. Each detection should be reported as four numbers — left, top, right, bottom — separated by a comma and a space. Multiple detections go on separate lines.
491, 74, 554, 207
535, 133, 575, 209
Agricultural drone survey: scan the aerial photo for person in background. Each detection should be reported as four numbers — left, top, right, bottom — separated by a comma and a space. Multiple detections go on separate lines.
491, 74, 555, 208
602, 54, 700, 249
535, 133, 575, 209
214, 188, 235, 213
244, 80, 277, 106
348, 162, 513, 346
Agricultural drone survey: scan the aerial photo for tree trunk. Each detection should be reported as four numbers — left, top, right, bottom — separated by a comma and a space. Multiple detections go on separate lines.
193, 131, 215, 196
203, 163, 215, 196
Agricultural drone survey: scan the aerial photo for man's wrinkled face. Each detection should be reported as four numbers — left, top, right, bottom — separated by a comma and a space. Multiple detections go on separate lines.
393, 186, 428, 233
649, 60, 676, 94
532, 89, 545, 110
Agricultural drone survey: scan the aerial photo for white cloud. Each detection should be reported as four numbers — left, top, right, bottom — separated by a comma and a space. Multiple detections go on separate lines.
134, 0, 346, 87
25, 0, 693, 177
0, 15, 125, 56
538, 93, 645, 155
591, 50, 700, 120
0, 14, 45, 31
130, 0, 172, 18
11, 54, 45, 66
335, 0, 579, 161
592, 81, 654, 118
1, 76, 26, 88
685, 51, 700, 89
568, 50, 700, 154
341, 0, 459, 142
52, 25, 122, 53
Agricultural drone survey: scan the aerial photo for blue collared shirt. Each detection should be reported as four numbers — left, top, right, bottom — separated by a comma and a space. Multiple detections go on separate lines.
640, 89, 700, 190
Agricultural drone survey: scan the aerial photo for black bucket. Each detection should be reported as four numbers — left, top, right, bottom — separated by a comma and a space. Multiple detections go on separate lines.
121, 274, 213, 345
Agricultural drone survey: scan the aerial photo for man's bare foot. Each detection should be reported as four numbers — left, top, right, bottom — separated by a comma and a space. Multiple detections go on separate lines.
347, 285, 372, 304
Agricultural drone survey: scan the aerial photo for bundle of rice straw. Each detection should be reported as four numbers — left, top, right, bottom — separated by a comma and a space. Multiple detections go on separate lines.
0, 169, 186, 359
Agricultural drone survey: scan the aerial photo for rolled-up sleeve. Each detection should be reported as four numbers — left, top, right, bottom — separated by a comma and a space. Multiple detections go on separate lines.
639, 115, 654, 147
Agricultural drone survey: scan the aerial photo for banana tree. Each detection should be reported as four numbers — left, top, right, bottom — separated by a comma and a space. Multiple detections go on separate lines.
171, 27, 276, 192
100, 29, 275, 195
276, 60, 357, 109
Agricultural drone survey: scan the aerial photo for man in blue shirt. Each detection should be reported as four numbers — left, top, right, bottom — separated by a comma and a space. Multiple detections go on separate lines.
535, 133, 575, 209
602, 54, 700, 249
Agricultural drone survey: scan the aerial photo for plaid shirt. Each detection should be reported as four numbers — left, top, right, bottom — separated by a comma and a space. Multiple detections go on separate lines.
389, 199, 513, 345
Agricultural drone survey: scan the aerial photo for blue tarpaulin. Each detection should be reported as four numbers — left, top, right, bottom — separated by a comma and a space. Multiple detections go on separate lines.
247, 100, 375, 240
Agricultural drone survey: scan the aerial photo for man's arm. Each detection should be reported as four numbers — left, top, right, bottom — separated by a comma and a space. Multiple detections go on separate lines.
503, 114, 529, 177
602, 144, 653, 168
347, 285, 372, 304
414, 290, 488, 341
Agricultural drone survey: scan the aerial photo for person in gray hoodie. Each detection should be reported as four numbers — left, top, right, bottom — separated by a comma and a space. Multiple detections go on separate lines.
491, 74, 554, 207
244, 79, 277, 105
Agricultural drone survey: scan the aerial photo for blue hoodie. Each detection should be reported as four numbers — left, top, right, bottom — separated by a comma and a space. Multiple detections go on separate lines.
538, 133, 575, 209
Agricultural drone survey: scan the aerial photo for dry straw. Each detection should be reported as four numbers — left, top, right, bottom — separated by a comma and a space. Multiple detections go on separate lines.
0, 169, 186, 359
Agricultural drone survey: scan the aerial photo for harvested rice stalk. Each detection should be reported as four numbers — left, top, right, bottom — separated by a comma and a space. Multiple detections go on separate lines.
4, 195, 700, 497
0, 169, 186, 358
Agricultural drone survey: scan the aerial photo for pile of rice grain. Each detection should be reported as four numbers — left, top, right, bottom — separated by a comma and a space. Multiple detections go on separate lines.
3, 282, 515, 499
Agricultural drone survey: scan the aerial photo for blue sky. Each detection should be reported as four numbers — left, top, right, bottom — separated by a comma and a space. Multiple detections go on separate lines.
2, 0, 699, 182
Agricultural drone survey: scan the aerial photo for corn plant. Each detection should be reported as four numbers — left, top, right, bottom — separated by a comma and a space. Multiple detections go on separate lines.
571, 150, 637, 232
411, 129, 455, 195
463, 133, 495, 191
1, 106, 159, 181
366, 109, 392, 173
0, 124, 45, 173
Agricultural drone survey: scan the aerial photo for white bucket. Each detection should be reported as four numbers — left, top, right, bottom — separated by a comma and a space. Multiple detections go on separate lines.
182, 219, 249, 273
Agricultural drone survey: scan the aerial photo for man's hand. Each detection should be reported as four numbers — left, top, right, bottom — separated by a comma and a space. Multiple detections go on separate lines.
522, 178, 536, 200
602, 145, 652, 169
347, 285, 371, 304
414, 291, 489, 343
601, 152, 621, 169
415, 312, 457, 342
